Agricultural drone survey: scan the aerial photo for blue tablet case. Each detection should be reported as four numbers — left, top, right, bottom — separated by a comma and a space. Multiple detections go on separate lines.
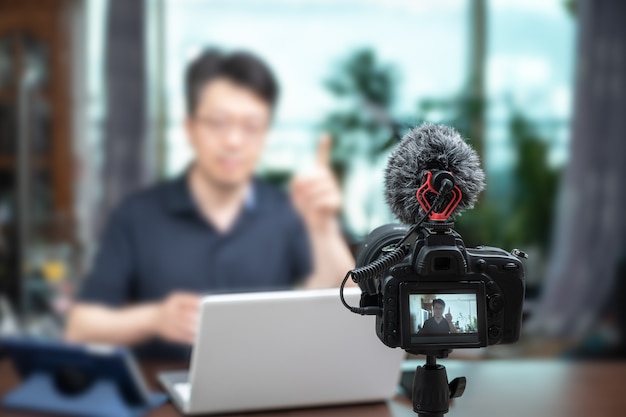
1, 337, 167, 417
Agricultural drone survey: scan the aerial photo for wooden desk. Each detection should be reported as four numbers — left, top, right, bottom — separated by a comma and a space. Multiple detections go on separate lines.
1, 358, 625, 417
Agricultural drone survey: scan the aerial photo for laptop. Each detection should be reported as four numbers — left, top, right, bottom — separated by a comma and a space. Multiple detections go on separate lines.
158, 287, 405, 415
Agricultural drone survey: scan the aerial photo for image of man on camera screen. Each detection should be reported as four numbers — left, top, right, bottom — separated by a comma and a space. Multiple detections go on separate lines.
413, 297, 460, 335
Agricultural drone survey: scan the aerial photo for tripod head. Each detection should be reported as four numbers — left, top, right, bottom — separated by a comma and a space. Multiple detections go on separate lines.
411, 355, 466, 417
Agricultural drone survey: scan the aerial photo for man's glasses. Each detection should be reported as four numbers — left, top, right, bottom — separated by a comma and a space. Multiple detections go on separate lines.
193, 115, 268, 141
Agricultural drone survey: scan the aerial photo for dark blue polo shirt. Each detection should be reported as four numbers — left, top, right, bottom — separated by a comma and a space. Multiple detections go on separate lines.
418, 317, 452, 334
78, 174, 312, 360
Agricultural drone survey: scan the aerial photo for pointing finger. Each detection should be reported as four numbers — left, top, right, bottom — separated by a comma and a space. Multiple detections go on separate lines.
316, 133, 332, 167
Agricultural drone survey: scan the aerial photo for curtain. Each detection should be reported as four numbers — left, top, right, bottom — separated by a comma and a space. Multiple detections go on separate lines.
533, 0, 626, 338
101, 0, 148, 223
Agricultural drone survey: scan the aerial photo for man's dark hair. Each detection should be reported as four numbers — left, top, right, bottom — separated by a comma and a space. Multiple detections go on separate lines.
432, 299, 446, 308
185, 49, 279, 116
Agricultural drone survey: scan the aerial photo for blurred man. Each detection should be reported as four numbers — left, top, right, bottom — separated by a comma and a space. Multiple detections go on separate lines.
418, 299, 458, 335
65, 50, 354, 359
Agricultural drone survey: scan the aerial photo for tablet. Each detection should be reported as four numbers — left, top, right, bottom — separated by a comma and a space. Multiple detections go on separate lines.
1, 336, 151, 406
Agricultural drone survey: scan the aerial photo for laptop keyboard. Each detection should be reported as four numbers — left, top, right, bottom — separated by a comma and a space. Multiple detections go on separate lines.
174, 382, 191, 402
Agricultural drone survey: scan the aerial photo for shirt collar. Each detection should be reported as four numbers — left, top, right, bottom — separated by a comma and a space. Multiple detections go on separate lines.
166, 172, 258, 215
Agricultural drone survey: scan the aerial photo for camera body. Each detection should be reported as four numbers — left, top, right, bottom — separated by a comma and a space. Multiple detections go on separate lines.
357, 223, 525, 355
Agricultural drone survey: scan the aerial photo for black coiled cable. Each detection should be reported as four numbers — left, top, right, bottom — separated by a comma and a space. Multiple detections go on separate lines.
340, 245, 408, 315
350, 245, 408, 284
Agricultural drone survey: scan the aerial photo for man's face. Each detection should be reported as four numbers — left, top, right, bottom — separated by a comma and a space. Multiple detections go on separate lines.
433, 303, 444, 319
186, 77, 271, 189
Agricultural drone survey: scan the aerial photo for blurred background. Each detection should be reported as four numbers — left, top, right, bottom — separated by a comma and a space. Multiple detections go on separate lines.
0, 0, 624, 358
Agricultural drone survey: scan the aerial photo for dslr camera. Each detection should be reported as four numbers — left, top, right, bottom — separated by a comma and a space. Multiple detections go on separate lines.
356, 221, 525, 355
341, 167, 526, 357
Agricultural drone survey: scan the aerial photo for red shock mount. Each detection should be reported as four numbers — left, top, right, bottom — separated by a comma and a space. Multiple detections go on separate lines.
416, 171, 463, 221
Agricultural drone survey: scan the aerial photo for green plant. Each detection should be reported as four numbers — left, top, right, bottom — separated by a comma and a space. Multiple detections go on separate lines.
504, 112, 561, 251
321, 48, 400, 170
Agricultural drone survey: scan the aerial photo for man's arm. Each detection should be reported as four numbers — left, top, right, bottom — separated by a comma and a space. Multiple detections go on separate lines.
65, 292, 201, 346
65, 303, 159, 346
291, 134, 355, 288
304, 218, 355, 289
66, 195, 201, 347
445, 312, 459, 333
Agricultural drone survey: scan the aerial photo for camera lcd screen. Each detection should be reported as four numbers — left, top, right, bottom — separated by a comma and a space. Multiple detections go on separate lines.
408, 292, 480, 344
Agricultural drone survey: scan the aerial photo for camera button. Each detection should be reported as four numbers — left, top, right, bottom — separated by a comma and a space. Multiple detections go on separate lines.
488, 326, 502, 339
476, 259, 487, 272
488, 294, 504, 312
386, 310, 396, 319
386, 298, 396, 307
385, 334, 397, 344
503, 262, 519, 270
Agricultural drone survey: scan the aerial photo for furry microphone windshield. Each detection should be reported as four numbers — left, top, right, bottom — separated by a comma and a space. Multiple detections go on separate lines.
384, 123, 486, 224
